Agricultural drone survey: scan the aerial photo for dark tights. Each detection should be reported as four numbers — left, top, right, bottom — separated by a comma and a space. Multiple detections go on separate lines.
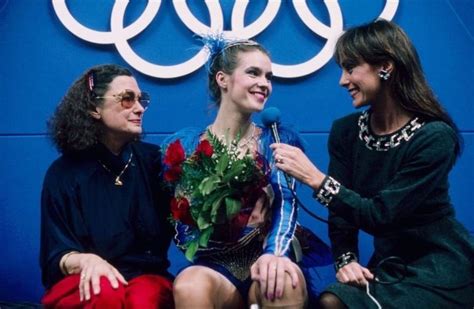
319, 292, 347, 309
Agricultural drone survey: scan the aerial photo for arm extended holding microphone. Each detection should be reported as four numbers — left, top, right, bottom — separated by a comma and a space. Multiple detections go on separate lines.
261, 107, 328, 223
270, 143, 326, 192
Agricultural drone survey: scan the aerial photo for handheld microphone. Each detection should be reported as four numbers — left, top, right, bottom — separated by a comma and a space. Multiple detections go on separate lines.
261, 107, 328, 224
261, 107, 281, 143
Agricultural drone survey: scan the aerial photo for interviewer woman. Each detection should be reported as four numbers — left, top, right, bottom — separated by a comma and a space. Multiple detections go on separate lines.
271, 19, 474, 308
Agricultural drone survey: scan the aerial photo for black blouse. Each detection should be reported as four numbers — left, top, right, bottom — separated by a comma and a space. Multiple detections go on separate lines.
40, 142, 173, 288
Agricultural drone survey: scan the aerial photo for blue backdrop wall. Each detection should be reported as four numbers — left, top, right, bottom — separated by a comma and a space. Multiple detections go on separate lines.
1, 0, 473, 302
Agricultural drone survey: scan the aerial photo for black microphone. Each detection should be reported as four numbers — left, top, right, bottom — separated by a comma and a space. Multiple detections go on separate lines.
260, 107, 329, 224
261, 107, 282, 143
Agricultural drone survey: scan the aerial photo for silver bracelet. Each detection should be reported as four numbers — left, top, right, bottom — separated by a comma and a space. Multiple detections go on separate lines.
313, 176, 341, 207
335, 251, 358, 272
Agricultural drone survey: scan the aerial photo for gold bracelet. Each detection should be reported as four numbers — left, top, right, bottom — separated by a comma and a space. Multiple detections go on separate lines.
59, 251, 79, 275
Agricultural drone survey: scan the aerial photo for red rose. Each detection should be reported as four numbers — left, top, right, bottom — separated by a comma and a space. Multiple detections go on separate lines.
170, 197, 194, 225
164, 140, 185, 166
164, 165, 182, 182
196, 139, 213, 157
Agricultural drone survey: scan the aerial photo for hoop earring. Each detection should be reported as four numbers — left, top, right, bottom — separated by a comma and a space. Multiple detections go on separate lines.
378, 69, 391, 81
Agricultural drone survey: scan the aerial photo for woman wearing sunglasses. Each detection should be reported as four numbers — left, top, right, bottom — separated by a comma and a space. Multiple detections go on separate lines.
40, 64, 174, 308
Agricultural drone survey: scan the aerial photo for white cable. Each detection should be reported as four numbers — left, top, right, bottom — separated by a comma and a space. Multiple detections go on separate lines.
366, 282, 382, 309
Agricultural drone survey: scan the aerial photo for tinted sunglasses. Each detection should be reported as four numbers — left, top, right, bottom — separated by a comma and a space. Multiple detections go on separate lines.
96, 89, 151, 110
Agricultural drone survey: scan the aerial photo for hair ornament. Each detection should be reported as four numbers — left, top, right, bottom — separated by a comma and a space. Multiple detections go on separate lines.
87, 71, 95, 91
87, 70, 97, 98
200, 34, 259, 72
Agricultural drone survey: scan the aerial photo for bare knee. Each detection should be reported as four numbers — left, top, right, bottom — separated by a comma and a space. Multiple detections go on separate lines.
173, 267, 213, 300
279, 271, 307, 302
250, 271, 307, 308
319, 292, 346, 309
173, 266, 243, 308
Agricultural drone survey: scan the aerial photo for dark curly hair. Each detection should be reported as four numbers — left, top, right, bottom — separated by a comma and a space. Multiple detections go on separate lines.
48, 64, 133, 154
207, 40, 269, 106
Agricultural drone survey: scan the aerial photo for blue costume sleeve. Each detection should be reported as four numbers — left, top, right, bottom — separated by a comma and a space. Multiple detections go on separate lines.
161, 127, 202, 156
259, 125, 305, 256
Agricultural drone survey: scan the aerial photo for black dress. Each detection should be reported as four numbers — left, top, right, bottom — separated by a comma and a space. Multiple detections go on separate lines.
40, 142, 173, 289
321, 110, 474, 308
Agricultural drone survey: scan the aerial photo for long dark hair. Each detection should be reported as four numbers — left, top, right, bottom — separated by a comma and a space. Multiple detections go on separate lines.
48, 64, 133, 154
334, 19, 462, 156
206, 38, 270, 106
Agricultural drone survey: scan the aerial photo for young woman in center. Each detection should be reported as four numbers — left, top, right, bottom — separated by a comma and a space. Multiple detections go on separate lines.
162, 37, 330, 308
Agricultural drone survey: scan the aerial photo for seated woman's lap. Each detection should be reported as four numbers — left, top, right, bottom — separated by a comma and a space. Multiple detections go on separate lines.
42, 274, 173, 309
173, 265, 245, 308
126, 274, 174, 308
173, 256, 309, 308
248, 263, 308, 308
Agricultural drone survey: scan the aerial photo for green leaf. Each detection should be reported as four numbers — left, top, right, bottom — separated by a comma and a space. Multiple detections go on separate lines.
190, 203, 201, 218
225, 197, 241, 219
215, 152, 229, 175
198, 226, 214, 247
185, 240, 199, 261
198, 175, 220, 196
210, 194, 224, 214
206, 190, 232, 225
202, 190, 226, 212
222, 162, 245, 182
211, 202, 226, 224
201, 197, 214, 212
197, 213, 211, 230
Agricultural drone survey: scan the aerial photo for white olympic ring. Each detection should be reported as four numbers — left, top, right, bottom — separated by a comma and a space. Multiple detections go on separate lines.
52, 0, 399, 79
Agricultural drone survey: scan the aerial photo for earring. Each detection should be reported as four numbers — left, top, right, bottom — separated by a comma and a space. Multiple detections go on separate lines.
378, 69, 391, 81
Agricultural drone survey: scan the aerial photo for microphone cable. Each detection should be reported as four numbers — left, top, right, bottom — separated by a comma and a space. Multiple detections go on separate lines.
283, 172, 329, 224
366, 256, 408, 308
372, 256, 408, 285
262, 107, 329, 224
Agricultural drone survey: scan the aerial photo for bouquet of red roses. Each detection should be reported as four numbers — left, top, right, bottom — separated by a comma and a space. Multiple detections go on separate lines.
163, 131, 268, 260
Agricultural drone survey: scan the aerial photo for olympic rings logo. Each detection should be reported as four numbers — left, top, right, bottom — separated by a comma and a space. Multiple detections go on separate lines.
52, 0, 399, 79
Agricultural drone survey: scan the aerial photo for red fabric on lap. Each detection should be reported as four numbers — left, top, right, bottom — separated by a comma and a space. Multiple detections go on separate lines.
126, 274, 174, 308
42, 274, 173, 308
